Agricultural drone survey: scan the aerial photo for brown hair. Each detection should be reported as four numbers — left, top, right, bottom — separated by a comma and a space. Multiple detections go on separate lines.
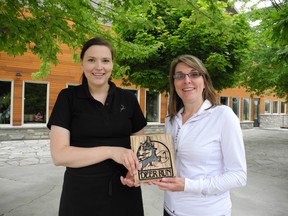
168, 55, 219, 122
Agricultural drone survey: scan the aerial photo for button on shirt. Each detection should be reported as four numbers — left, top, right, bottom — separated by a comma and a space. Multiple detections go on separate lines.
164, 100, 247, 216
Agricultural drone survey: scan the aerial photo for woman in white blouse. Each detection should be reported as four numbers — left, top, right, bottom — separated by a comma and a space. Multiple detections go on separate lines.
153, 55, 247, 216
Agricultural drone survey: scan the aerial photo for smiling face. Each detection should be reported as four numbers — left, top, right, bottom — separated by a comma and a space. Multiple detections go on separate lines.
81, 45, 113, 88
174, 62, 205, 105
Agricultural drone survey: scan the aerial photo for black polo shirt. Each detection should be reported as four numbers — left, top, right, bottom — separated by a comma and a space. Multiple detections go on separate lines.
47, 80, 147, 174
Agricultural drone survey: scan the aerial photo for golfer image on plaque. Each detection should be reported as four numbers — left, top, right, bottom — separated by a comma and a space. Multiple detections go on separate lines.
130, 134, 177, 183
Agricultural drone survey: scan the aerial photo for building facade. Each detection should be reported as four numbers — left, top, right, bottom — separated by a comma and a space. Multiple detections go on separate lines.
0, 44, 287, 140
218, 87, 287, 129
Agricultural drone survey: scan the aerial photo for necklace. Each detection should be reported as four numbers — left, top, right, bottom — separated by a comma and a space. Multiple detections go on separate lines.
174, 124, 181, 158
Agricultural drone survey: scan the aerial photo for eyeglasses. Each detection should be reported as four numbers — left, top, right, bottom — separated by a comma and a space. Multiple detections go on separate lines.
173, 71, 201, 80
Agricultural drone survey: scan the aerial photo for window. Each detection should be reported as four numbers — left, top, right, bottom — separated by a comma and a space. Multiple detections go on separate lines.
253, 98, 260, 121
232, 97, 240, 117
220, 96, 229, 105
146, 91, 160, 123
0, 81, 12, 124
272, 101, 278, 114
24, 82, 48, 124
280, 101, 286, 114
243, 98, 250, 121
264, 100, 270, 114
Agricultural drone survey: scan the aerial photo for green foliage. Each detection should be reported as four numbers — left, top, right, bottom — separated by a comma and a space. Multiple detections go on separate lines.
0, 0, 158, 78
236, 0, 288, 100
5, 0, 283, 98
113, 0, 251, 92
32, 62, 51, 79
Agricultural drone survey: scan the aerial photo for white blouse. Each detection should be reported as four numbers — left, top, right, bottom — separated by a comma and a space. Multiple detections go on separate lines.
164, 100, 247, 216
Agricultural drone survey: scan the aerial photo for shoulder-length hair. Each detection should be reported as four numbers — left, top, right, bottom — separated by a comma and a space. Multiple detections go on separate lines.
168, 54, 219, 122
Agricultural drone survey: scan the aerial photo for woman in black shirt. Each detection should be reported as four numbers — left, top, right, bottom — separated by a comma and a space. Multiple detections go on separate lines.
47, 37, 147, 216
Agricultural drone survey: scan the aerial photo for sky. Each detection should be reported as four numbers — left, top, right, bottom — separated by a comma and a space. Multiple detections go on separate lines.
234, 0, 273, 13
234, 0, 274, 26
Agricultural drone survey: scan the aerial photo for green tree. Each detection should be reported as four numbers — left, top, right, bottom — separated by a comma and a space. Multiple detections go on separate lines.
113, 0, 251, 92
0, 0, 161, 78
1, 0, 251, 93
236, 0, 288, 100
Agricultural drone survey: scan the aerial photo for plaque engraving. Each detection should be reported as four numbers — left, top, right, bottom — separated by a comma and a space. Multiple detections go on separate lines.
130, 134, 177, 182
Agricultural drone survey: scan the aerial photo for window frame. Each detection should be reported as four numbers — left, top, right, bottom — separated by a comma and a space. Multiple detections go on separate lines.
220, 96, 229, 106
242, 98, 251, 121
0, 79, 13, 126
22, 81, 49, 125
264, 100, 271, 114
280, 101, 286, 114
272, 101, 278, 114
232, 97, 240, 118
145, 90, 161, 123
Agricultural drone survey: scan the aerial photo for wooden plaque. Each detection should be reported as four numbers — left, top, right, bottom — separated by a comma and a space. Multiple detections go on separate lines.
130, 134, 177, 183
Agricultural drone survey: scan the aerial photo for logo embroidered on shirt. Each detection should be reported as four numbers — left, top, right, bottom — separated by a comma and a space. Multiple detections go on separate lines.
120, 104, 126, 112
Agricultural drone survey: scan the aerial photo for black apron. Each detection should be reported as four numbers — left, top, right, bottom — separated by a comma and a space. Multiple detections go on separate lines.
59, 169, 144, 216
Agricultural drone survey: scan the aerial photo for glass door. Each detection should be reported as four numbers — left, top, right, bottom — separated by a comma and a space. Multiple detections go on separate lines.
253, 98, 260, 127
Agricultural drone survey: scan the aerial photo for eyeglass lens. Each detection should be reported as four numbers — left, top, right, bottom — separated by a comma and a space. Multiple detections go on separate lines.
173, 71, 200, 79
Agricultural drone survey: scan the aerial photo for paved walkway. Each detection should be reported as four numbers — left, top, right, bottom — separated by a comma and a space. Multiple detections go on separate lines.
0, 128, 287, 216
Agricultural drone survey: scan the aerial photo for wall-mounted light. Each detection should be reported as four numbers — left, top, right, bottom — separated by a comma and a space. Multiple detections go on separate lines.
16, 72, 22, 78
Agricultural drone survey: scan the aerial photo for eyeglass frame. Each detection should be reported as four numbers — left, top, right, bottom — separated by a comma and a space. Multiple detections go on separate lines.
173, 71, 202, 80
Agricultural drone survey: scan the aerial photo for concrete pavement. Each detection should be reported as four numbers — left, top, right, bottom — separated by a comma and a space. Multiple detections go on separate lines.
0, 128, 287, 216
